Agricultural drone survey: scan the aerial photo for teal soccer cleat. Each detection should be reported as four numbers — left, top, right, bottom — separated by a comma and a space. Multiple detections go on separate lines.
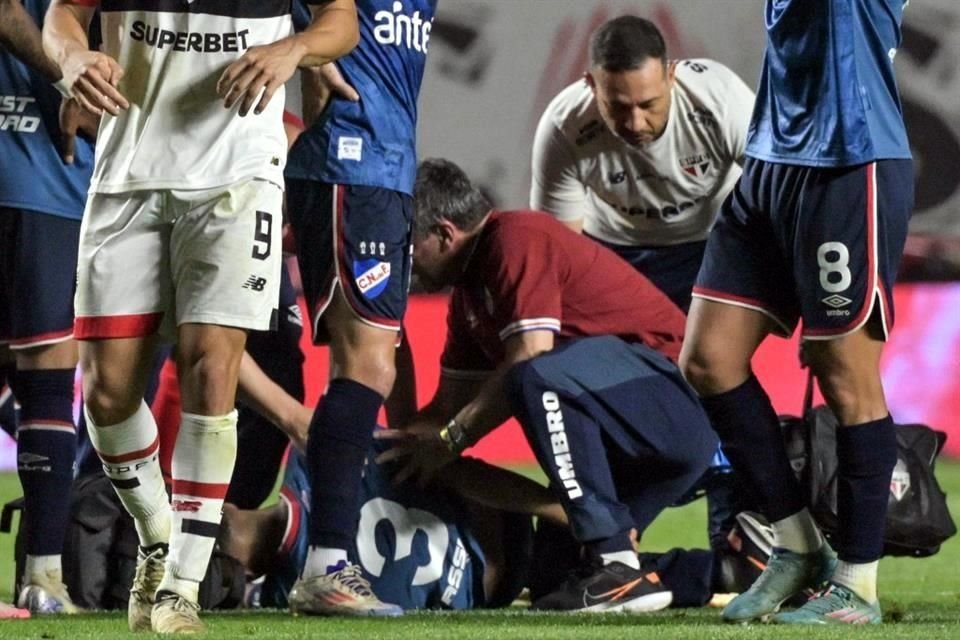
773, 583, 881, 625
722, 543, 837, 623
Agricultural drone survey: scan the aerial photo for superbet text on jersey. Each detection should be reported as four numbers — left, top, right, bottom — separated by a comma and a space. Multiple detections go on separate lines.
71, 0, 296, 194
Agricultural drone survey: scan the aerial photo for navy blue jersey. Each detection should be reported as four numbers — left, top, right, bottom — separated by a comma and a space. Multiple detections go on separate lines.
746, 0, 912, 167
0, 0, 94, 220
262, 445, 487, 610
285, 0, 437, 194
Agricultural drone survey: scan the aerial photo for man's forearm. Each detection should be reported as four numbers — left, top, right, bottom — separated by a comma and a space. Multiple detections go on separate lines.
42, 1, 91, 71
439, 457, 569, 528
237, 353, 309, 444
0, 0, 61, 82
295, 0, 359, 67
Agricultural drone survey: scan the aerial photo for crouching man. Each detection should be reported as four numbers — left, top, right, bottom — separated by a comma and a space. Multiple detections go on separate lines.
377, 159, 719, 612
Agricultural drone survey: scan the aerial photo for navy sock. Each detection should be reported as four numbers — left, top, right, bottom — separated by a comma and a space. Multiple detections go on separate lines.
700, 374, 805, 522
0, 362, 17, 438
10, 369, 77, 556
836, 415, 897, 563
306, 378, 383, 549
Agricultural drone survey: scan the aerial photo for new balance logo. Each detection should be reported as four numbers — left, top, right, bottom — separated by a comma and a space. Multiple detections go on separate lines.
542, 391, 583, 500
243, 276, 267, 292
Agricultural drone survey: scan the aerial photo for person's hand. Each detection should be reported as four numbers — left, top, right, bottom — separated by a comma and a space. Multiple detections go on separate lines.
374, 426, 458, 487
287, 404, 311, 454
218, 38, 305, 116
60, 49, 128, 116
301, 63, 358, 126
58, 97, 98, 164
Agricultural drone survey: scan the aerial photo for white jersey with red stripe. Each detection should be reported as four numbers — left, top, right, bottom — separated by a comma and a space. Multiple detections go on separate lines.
75, 0, 293, 193
531, 59, 754, 248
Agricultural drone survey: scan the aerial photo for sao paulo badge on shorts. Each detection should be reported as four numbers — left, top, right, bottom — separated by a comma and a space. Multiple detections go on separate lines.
354, 259, 391, 299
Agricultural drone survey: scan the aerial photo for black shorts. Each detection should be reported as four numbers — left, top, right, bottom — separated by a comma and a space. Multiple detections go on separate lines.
693, 158, 913, 340
0, 208, 79, 349
286, 179, 413, 344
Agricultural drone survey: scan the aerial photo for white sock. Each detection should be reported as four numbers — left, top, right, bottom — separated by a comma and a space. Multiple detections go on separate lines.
25, 554, 61, 582
832, 560, 879, 603
86, 401, 171, 547
771, 508, 823, 553
303, 546, 349, 579
600, 550, 640, 570
159, 411, 237, 604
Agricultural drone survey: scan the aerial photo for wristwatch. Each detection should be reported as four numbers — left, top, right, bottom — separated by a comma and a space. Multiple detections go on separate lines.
439, 419, 470, 454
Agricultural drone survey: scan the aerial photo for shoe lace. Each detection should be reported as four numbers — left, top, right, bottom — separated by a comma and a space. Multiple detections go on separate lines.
800, 584, 854, 614
132, 549, 165, 597
170, 597, 201, 616
739, 549, 795, 596
156, 593, 200, 617
337, 564, 376, 598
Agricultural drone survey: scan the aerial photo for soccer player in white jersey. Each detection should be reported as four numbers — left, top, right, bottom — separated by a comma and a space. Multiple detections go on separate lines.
531, 15, 754, 314
42, 0, 359, 633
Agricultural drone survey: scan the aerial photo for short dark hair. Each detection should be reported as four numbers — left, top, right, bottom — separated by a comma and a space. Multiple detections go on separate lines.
589, 15, 667, 72
414, 159, 491, 240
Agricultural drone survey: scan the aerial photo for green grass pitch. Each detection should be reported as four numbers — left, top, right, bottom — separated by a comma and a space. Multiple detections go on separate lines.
1, 464, 959, 639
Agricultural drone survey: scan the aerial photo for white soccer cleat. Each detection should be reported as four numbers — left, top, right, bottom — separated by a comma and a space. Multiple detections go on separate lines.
289, 563, 403, 617
151, 592, 205, 635
17, 571, 80, 615
129, 545, 168, 632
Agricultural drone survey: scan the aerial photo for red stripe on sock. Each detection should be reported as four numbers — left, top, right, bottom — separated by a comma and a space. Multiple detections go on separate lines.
97, 436, 160, 463
172, 479, 229, 499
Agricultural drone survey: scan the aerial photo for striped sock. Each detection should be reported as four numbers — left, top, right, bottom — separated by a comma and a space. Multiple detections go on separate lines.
11, 368, 77, 568
159, 411, 237, 602
86, 401, 171, 547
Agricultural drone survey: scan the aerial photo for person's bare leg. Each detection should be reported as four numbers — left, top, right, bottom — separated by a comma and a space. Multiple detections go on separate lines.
156, 323, 246, 603
682, 299, 830, 622
81, 335, 171, 629
82, 335, 170, 548
803, 322, 893, 604
302, 289, 397, 576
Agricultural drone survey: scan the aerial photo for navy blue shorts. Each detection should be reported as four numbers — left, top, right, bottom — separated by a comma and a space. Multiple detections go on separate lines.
694, 158, 913, 340
286, 179, 413, 344
0, 208, 79, 349
506, 336, 718, 542
588, 235, 705, 313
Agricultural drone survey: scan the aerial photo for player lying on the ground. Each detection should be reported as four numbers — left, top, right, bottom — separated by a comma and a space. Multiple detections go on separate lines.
221, 446, 537, 611
374, 158, 724, 612
219, 444, 775, 611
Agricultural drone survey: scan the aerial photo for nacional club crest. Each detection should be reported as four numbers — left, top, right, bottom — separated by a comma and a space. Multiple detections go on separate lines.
354, 259, 391, 299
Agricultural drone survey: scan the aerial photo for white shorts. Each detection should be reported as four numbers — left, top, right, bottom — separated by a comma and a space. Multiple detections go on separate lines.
75, 179, 283, 340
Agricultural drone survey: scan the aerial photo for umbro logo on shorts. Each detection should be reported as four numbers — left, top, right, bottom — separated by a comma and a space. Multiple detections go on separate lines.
243, 275, 268, 292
